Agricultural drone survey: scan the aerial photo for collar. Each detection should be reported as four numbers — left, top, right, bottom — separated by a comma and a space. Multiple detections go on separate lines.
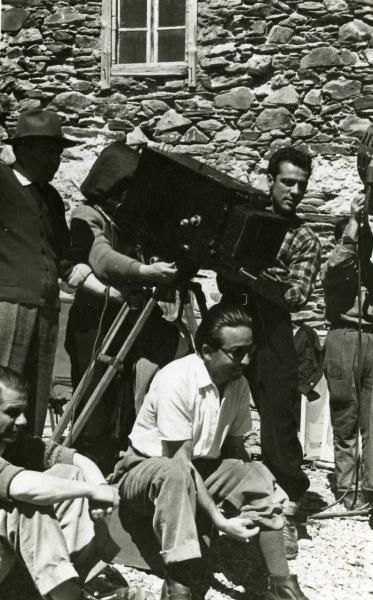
194, 354, 215, 389
13, 167, 32, 187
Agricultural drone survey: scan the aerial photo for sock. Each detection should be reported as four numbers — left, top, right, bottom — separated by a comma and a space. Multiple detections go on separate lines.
258, 530, 290, 577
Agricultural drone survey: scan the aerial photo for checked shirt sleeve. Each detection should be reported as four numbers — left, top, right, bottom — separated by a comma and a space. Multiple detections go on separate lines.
279, 226, 321, 312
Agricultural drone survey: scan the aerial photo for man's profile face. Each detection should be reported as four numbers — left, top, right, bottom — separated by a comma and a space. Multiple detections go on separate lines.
14, 137, 63, 183
269, 160, 309, 217
0, 386, 27, 445
203, 325, 254, 385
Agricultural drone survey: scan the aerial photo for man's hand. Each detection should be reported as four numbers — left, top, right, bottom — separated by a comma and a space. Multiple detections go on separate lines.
350, 194, 365, 222
219, 516, 260, 542
139, 261, 177, 284
89, 484, 120, 521
260, 265, 289, 284
109, 285, 126, 303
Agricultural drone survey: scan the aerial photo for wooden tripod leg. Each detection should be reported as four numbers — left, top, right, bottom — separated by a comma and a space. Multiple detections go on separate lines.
179, 283, 207, 350
63, 296, 159, 447
52, 302, 131, 443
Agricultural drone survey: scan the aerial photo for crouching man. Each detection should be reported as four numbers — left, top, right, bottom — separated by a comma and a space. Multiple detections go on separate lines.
113, 305, 310, 600
0, 365, 135, 600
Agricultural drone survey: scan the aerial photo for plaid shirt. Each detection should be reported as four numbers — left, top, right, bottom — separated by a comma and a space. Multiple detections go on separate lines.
276, 222, 321, 312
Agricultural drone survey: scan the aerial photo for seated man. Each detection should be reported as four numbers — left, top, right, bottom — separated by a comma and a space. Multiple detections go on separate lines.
113, 304, 310, 600
0, 365, 137, 600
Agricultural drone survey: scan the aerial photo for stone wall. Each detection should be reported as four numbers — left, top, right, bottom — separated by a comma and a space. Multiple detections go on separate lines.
1, 0, 373, 329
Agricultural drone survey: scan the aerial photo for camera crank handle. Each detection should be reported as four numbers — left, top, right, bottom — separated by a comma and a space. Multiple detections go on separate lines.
238, 267, 258, 283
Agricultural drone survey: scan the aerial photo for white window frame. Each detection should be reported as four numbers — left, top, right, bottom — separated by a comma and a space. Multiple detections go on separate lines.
101, 0, 197, 88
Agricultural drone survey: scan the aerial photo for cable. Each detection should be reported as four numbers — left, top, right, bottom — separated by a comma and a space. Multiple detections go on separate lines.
69, 209, 116, 430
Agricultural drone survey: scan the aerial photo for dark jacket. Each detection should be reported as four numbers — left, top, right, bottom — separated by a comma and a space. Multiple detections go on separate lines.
321, 227, 373, 326
0, 164, 70, 307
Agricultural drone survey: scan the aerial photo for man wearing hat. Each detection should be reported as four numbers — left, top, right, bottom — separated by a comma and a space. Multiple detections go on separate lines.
0, 108, 75, 437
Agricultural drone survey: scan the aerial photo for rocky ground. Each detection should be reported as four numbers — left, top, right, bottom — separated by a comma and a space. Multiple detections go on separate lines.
112, 408, 373, 600
4, 438, 372, 600
115, 460, 373, 600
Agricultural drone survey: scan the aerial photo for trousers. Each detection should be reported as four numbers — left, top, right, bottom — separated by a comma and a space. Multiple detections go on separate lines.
324, 328, 373, 493
0, 464, 118, 597
0, 302, 59, 437
118, 448, 286, 565
247, 298, 309, 502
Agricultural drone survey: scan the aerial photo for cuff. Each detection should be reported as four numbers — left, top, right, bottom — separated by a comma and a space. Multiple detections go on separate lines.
1, 465, 25, 501
128, 261, 141, 278
341, 234, 358, 246
58, 447, 76, 465
67, 263, 93, 288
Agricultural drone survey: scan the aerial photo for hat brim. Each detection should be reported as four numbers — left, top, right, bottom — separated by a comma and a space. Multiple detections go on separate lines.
4, 134, 79, 148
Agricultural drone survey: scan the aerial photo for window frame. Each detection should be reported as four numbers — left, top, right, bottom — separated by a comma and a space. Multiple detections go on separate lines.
101, 0, 197, 88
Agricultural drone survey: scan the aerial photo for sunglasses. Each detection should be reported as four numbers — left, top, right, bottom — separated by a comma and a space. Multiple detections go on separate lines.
219, 345, 256, 364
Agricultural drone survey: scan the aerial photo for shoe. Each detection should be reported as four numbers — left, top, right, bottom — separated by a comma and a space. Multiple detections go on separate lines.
265, 575, 309, 600
161, 578, 192, 600
339, 491, 367, 510
283, 517, 298, 560
83, 565, 130, 599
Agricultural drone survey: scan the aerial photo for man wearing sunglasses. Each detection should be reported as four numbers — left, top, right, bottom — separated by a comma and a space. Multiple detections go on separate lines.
113, 304, 310, 600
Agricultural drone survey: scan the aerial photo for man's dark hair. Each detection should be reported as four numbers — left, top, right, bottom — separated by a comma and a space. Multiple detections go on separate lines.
268, 146, 312, 179
0, 366, 28, 400
195, 304, 252, 354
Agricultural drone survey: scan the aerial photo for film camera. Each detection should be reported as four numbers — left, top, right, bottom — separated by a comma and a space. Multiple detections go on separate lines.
52, 145, 295, 447
115, 146, 293, 283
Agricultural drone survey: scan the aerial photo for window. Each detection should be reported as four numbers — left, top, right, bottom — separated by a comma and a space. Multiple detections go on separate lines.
101, 0, 197, 88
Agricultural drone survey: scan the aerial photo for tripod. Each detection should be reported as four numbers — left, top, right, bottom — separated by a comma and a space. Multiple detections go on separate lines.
51, 281, 207, 447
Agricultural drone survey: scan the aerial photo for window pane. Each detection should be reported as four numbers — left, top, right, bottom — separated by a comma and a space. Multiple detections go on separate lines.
118, 31, 147, 63
158, 29, 185, 61
159, 0, 185, 27
120, 0, 147, 28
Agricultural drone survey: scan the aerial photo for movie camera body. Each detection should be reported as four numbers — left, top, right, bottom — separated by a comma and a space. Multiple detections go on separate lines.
115, 147, 293, 282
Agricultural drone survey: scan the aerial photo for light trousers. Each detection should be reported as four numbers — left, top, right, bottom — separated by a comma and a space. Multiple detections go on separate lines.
0, 464, 118, 597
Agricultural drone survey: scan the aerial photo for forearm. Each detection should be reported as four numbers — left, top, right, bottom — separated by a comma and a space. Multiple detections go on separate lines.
73, 452, 107, 486
164, 440, 225, 530
89, 238, 141, 284
192, 467, 226, 531
8, 471, 96, 505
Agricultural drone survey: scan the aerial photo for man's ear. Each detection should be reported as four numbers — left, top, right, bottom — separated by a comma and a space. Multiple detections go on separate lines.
201, 343, 213, 361
267, 173, 274, 191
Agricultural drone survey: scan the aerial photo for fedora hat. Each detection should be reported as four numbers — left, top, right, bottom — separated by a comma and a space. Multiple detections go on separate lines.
6, 108, 77, 147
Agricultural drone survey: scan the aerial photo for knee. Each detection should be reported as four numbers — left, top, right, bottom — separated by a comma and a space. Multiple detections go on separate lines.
161, 458, 194, 490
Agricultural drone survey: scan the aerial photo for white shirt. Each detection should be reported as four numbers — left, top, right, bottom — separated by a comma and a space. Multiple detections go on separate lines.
129, 353, 252, 459
13, 168, 31, 187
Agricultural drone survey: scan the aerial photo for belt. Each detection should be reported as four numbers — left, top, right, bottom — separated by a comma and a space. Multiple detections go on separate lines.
332, 321, 373, 334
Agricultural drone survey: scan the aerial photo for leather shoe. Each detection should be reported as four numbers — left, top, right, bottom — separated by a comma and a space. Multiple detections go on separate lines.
83, 566, 156, 600
161, 578, 192, 600
265, 575, 309, 600
283, 517, 298, 560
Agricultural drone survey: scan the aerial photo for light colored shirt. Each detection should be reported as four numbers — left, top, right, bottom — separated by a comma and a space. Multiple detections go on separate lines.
13, 168, 31, 186
129, 353, 252, 459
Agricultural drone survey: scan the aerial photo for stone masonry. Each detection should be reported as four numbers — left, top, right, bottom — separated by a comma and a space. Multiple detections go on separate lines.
1, 0, 373, 330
